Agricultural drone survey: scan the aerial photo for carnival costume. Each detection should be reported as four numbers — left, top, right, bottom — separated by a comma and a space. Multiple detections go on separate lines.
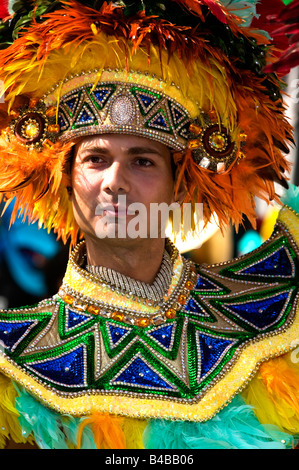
0, 0, 298, 449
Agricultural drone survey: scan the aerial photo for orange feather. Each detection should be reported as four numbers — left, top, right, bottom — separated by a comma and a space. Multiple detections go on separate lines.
77, 413, 126, 449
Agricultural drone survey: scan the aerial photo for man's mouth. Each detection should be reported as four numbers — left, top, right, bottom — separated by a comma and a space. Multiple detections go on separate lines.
96, 203, 130, 218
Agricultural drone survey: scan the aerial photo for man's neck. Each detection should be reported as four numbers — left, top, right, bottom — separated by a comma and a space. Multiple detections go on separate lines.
84, 236, 167, 284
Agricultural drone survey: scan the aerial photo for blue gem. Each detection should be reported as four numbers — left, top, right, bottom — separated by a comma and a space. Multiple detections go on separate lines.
66, 309, 91, 330
237, 247, 294, 277
78, 108, 93, 123
224, 291, 290, 329
0, 320, 34, 351
27, 345, 86, 386
147, 323, 175, 350
89, 87, 115, 109
108, 323, 131, 346
93, 89, 109, 103
197, 333, 234, 379
113, 356, 174, 389
89, 85, 116, 108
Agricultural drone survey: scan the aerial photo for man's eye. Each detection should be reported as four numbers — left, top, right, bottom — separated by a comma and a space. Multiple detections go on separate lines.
85, 155, 104, 164
135, 158, 153, 167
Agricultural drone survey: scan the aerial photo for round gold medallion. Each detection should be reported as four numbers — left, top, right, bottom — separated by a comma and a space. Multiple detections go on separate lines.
187, 115, 239, 172
209, 132, 227, 151
21, 120, 40, 139
14, 112, 45, 145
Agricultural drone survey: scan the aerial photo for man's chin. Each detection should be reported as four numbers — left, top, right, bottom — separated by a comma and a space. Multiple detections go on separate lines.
91, 216, 166, 242
93, 233, 147, 245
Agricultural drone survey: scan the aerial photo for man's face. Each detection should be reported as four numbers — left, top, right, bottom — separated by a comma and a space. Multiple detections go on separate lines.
70, 134, 177, 243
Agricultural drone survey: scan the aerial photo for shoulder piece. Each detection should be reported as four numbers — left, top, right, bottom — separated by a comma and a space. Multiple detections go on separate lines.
0, 206, 298, 422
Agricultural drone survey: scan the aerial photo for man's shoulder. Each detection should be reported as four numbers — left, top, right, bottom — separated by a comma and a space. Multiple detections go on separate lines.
195, 205, 298, 292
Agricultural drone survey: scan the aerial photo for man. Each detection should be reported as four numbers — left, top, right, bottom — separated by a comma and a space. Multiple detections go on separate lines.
0, 0, 298, 449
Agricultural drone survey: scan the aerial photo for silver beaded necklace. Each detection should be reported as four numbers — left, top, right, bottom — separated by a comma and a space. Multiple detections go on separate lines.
86, 250, 173, 302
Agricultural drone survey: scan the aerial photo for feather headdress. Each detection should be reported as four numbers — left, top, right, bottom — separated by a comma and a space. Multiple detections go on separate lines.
0, 0, 294, 245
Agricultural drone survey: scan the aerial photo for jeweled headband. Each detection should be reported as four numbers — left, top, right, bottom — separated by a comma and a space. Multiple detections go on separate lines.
10, 70, 243, 173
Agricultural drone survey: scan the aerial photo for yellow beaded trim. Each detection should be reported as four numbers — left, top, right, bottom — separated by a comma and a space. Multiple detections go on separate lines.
278, 206, 299, 246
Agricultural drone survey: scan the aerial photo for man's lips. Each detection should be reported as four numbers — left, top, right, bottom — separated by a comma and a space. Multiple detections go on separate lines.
96, 204, 131, 217
107, 207, 127, 217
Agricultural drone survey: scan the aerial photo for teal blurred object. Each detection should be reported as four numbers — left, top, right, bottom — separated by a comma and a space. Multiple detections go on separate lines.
0, 201, 60, 296
237, 230, 263, 256
281, 184, 299, 213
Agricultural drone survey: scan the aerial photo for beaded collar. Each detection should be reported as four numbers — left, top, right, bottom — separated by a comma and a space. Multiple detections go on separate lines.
59, 239, 195, 327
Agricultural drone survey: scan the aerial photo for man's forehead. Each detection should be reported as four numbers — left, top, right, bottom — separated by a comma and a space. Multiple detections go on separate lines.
75, 134, 170, 155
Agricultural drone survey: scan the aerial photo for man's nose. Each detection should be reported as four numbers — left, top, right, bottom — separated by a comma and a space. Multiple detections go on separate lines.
102, 162, 130, 194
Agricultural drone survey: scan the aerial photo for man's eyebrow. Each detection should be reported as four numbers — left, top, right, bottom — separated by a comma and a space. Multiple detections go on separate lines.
79, 147, 110, 155
79, 146, 163, 156
127, 146, 163, 156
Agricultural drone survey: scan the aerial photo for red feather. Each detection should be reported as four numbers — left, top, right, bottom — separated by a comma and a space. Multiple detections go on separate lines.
0, 0, 9, 19
252, 0, 299, 74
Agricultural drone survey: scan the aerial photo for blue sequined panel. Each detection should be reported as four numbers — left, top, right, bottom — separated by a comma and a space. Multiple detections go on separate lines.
197, 333, 234, 379
138, 93, 156, 109
27, 346, 86, 386
65, 97, 77, 112
224, 291, 290, 330
112, 356, 174, 389
153, 114, 167, 128
184, 297, 205, 315
0, 320, 34, 351
148, 111, 171, 132
79, 109, 91, 122
89, 85, 116, 109
131, 88, 161, 114
194, 275, 220, 291
169, 103, 185, 125
67, 309, 91, 330
238, 247, 294, 277
77, 106, 95, 124
147, 323, 175, 350
58, 111, 69, 130
108, 323, 131, 346
94, 90, 108, 102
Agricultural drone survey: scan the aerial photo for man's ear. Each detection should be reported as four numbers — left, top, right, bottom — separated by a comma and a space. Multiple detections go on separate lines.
62, 143, 76, 201
62, 173, 73, 200
67, 186, 73, 199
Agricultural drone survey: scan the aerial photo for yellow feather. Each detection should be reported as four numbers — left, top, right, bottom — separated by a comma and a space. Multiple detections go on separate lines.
0, 374, 33, 448
242, 354, 299, 435
122, 418, 147, 449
